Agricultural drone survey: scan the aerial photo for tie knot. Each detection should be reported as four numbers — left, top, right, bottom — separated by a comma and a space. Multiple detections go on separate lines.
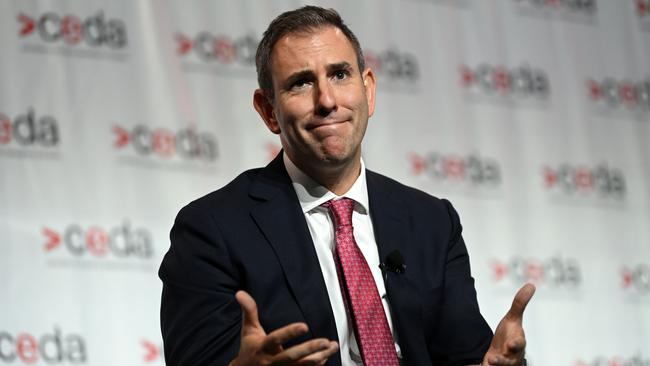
324, 198, 355, 228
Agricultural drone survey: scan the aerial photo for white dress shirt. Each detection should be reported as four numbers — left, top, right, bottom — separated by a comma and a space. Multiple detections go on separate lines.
283, 154, 401, 365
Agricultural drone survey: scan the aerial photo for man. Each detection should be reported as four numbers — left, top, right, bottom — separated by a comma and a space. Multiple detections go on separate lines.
159, 6, 535, 366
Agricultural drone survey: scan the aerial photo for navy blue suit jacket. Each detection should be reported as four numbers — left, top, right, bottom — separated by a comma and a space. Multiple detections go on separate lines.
159, 153, 493, 365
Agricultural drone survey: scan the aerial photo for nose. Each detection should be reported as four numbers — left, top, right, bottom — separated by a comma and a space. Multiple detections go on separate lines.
315, 80, 336, 117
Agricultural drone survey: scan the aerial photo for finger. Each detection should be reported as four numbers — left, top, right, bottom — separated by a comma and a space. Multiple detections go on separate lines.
505, 337, 526, 354
487, 354, 520, 366
262, 322, 310, 353
271, 340, 337, 365
295, 341, 339, 365
507, 283, 536, 321
235, 290, 262, 331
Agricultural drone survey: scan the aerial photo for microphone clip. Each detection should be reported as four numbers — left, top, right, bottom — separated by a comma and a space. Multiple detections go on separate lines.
380, 250, 407, 275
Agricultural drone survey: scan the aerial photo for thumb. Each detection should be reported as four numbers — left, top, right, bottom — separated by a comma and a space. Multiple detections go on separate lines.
236, 290, 262, 332
507, 283, 536, 321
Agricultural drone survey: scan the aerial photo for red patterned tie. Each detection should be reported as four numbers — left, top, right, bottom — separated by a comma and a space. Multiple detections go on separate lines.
324, 198, 399, 366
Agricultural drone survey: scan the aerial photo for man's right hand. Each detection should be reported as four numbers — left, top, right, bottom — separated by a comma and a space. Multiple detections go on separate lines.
229, 291, 339, 366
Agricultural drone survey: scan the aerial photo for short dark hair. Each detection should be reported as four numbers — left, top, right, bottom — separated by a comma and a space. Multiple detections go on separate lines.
255, 6, 366, 99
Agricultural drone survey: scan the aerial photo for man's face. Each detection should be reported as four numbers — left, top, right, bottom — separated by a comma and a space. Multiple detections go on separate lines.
254, 26, 376, 173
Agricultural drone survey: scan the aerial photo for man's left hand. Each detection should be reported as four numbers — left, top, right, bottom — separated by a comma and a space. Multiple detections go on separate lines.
482, 283, 536, 366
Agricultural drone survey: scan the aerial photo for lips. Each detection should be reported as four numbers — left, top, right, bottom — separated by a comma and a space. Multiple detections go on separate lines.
305, 119, 348, 130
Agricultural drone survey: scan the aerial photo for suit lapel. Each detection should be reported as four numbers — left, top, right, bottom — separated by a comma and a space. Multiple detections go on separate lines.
367, 171, 428, 362
249, 154, 341, 366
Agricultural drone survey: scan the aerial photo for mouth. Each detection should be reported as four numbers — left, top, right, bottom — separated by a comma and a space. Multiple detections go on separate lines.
306, 119, 349, 130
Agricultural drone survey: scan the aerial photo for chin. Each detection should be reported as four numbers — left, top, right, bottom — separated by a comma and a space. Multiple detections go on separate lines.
317, 149, 355, 165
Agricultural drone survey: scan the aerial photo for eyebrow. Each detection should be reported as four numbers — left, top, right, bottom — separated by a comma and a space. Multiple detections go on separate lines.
282, 61, 354, 89
326, 61, 352, 73
284, 70, 315, 89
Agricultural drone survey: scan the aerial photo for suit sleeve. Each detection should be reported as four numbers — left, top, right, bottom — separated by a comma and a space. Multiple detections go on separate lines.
158, 203, 241, 365
427, 199, 493, 366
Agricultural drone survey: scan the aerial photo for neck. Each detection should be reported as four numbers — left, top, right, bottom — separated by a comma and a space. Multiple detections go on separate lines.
289, 151, 362, 196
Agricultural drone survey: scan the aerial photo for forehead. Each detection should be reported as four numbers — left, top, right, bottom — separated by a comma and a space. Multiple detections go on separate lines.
269, 26, 358, 76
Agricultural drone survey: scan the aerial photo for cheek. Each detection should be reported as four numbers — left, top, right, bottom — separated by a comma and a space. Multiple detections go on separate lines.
341, 86, 368, 109
276, 103, 309, 138
282, 95, 313, 117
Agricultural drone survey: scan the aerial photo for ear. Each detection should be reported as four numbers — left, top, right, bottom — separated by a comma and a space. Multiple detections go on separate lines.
253, 89, 281, 134
362, 68, 377, 117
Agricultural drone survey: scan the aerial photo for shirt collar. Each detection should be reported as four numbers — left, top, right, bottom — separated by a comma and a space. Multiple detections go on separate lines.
283, 153, 370, 214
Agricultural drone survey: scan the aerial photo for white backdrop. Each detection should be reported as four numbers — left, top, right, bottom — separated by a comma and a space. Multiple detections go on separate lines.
1, 1, 649, 365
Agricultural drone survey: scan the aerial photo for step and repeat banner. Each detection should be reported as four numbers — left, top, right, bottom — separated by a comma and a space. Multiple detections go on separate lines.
1, 0, 649, 365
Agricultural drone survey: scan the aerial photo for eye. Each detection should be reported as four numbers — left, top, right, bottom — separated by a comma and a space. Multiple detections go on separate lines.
333, 70, 350, 80
291, 79, 309, 90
